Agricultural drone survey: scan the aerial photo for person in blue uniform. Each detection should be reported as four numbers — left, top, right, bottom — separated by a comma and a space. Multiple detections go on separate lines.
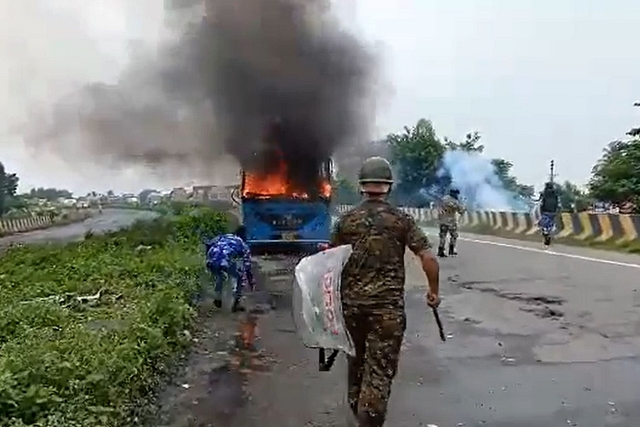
205, 225, 255, 312
535, 182, 560, 246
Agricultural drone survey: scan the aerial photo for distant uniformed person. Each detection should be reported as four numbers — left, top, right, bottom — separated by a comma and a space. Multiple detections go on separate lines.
536, 182, 560, 220
534, 182, 560, 246
330, 156, 441, 427
437, 188, 466, 257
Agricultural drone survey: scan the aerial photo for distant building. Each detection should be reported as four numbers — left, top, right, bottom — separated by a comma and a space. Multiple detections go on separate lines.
147, 192, 164, 205
192, 185, 236, 202
171, 187, 189, 201
191, 185, 211, 201
86, 194, 101, 205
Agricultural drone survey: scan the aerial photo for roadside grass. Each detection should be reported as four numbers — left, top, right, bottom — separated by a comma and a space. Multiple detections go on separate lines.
0, 207, 237, 427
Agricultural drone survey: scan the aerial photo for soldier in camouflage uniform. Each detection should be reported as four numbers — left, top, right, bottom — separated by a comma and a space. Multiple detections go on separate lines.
437, 188, 466, 257
330, 156, 441, 427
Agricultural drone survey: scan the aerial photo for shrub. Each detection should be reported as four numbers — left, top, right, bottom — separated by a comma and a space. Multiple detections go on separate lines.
0, 209, 230, 426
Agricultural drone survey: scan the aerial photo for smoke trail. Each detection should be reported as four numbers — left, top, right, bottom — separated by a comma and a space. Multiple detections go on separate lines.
21, 0, 379, 191
437, 150, 530, 211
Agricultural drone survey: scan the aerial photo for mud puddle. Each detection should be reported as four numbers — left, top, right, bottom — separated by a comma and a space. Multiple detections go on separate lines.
150, 254, 301, 427
151, 301, 277, 427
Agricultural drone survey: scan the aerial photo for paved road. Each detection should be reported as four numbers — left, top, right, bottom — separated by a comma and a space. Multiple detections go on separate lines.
228, 228, 640, 427
0, 209, 157, 247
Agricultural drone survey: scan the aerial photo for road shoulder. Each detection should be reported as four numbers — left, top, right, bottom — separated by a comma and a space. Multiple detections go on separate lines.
421, 226, 640, 268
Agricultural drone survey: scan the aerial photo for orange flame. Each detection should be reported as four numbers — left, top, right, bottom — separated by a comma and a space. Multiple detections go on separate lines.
242, 161, 331, 199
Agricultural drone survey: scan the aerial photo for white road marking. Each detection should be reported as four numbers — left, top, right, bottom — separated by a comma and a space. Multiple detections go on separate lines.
457, 236, 640, 269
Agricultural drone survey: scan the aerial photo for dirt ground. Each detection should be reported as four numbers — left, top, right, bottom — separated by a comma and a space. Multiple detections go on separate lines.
149, 254, 305, 427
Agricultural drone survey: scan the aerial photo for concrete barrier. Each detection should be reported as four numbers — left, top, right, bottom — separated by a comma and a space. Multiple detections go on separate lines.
0, 210, 93, 237
337, 204, 640, 244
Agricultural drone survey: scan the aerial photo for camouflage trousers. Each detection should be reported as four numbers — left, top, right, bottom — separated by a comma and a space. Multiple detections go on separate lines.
343, 304, 406, 427
438, 223, 459, 249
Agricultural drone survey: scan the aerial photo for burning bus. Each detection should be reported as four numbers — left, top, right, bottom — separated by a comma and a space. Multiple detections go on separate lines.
240, 154, 333, 254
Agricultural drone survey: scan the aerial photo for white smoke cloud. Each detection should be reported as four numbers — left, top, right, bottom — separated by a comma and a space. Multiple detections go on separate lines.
438, 150, 530, 212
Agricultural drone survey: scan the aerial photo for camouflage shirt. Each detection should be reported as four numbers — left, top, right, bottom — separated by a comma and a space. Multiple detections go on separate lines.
331, 199, 432, 309
438, 195, 466, 226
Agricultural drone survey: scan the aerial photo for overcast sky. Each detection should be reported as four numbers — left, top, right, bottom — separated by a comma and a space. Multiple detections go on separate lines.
2, 0, 639, 194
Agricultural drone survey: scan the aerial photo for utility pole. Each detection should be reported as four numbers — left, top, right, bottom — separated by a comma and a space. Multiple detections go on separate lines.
549, 160, 556, 183
630, 102, 640, 137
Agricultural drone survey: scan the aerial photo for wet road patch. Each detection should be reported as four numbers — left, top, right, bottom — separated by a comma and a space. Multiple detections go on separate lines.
448, 275, 566, 320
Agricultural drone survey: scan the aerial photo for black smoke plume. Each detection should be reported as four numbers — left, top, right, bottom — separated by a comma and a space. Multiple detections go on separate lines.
23, 0, 379, 191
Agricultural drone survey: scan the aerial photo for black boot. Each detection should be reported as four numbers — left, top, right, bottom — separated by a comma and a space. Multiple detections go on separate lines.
437, 247, 447, 258
356, 412, 374, 427
231, 297, 246, 313
213, 298, 222, 308
346, 404, 359, 427
356, 411, 383, 427
448, 244, 457, 256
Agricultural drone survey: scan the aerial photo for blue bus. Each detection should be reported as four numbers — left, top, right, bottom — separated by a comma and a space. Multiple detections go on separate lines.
240, 159, 334, 254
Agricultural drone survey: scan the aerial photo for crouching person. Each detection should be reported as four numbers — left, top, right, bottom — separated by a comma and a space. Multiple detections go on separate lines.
205, 225, 255, 312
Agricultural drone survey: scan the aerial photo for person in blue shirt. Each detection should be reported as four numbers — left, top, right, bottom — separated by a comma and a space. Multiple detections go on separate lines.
204, 225, 255, 312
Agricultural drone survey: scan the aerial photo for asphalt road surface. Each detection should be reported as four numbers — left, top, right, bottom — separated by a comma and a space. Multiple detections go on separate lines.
228, 228, 640, 427
11, 210, 637, 426
0, 209, 157, 247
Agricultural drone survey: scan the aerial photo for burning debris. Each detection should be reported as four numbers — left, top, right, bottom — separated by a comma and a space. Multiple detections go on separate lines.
242, 159, 332, 199
22, 0, 380, 190
241, 120, 332, 199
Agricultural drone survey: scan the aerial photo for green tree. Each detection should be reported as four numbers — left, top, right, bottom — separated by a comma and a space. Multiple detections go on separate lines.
0, 162, 19, 215
386, 122, 533, 207
5, 195, 28, 211
588, 102, 640, 211
630, 101, 640, 137
489, 158, 534, 200
588, 139, 640, 211
28, 187, 72, 201
555, 181, 591, 212
386, 118, 445, 204
491, 158, 517, 190
444, 131, 484, 153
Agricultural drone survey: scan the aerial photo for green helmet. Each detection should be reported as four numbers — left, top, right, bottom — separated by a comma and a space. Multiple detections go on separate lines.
358, 156, 394, 184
